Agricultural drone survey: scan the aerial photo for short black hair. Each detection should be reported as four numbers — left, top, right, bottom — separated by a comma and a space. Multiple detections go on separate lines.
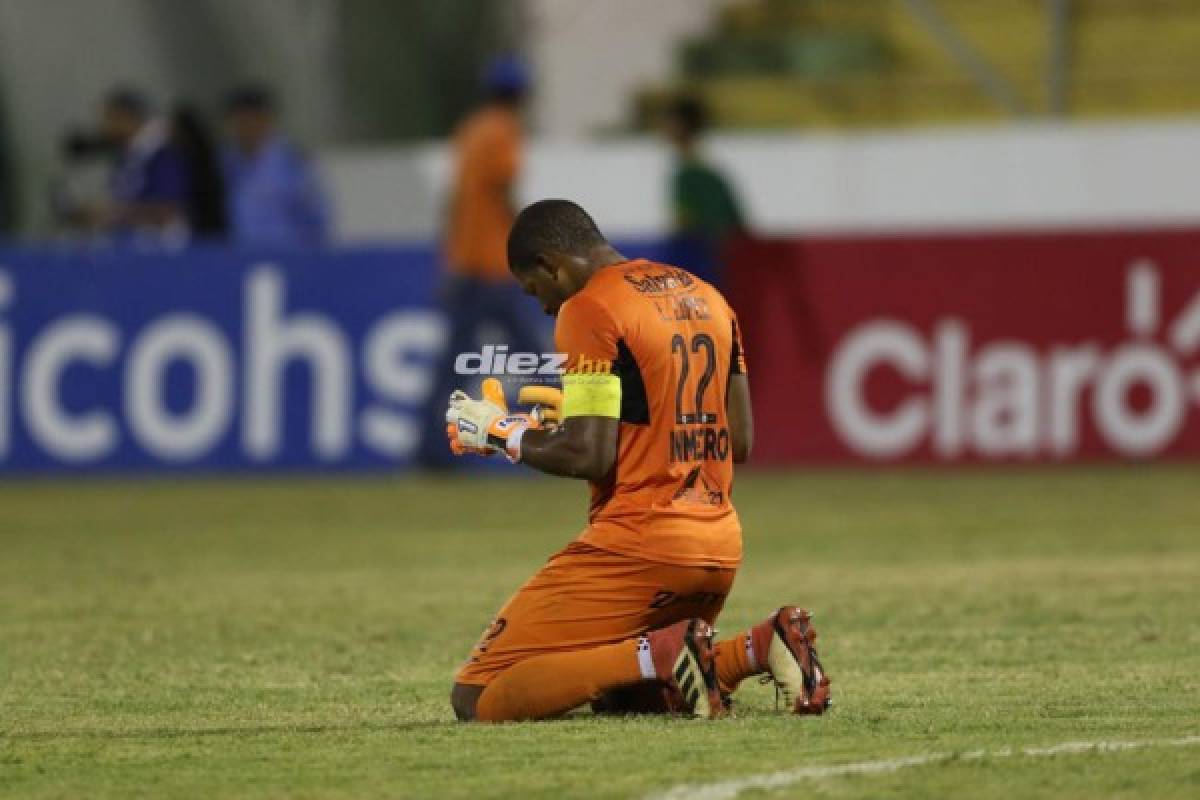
104, 86, 149, 118
225, 85, 275, 114
667, 94, 708, 137
507, 199, 607, 273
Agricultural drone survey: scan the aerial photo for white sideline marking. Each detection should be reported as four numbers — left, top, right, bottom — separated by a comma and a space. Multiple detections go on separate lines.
647, 735, 1200, 800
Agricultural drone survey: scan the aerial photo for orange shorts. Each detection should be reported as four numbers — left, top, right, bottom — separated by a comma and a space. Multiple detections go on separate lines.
456, 541, 738, 686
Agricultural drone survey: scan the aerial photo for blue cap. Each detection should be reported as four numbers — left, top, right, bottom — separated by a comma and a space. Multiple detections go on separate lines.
484, 55, 530, 95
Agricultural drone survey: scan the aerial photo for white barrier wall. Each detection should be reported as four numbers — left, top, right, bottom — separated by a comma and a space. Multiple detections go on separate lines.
321, 119, 1200, 242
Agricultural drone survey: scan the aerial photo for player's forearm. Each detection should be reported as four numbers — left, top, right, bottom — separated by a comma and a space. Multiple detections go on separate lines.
517, 425, 613, 481
727, 374, 753, 463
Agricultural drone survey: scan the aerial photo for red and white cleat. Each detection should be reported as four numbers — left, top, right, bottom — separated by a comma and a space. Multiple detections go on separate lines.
756, 607, 831, 715
646, 618, 726, 719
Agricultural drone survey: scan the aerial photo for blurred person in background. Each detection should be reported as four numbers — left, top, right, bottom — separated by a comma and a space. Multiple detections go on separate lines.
662, 95, 745, 288
420, 55, 544, 468
222, 85, 329, 248
86, 87, 191, 245
171, 106, 227, 239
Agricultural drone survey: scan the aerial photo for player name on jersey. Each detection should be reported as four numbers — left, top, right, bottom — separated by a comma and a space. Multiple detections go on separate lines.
668, 425, 731, 464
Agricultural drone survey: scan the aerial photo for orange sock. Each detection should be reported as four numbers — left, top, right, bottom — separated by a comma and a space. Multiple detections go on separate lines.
476, 639, 643, 722
714, 625, 770, 696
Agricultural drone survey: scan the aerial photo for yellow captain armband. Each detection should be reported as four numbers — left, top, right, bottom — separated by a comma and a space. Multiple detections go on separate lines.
561, 372, 622, 419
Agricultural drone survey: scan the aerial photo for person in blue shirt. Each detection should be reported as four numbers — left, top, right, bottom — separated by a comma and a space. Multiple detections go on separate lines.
96, 87, 191, 243
222, 86, 329, 248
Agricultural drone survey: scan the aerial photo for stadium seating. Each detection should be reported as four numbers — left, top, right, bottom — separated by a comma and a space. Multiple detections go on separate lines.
634, 0, 1200, 129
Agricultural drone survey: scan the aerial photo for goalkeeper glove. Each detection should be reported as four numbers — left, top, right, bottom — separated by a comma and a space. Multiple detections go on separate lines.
517, 385, 563, 429
445, 378, 534, 461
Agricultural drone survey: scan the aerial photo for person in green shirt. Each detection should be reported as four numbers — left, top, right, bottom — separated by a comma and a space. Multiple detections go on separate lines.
663, 95, 746, 287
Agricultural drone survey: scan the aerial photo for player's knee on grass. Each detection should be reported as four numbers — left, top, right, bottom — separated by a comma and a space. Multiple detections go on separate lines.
591, 682, 682, 715
451, 683, 483, 721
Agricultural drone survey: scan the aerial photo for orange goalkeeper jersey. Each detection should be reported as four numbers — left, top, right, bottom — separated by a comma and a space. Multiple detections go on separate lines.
555, 259, 748, 569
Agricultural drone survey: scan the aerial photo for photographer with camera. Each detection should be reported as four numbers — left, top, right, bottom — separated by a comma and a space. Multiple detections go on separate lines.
56, 87, 192, 247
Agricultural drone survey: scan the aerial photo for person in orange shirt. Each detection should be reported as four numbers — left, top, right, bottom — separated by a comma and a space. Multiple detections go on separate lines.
422, 56, 545, 468
444, 199, 832, 722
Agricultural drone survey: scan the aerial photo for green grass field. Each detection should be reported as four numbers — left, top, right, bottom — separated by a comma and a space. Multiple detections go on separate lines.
2, 467, 1199, 798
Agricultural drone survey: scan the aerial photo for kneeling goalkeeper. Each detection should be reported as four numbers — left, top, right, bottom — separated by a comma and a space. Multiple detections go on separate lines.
446, 199, 830, 721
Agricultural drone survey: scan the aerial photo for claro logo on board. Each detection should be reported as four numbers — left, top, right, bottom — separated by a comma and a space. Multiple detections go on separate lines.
826, 262, 1200, 459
